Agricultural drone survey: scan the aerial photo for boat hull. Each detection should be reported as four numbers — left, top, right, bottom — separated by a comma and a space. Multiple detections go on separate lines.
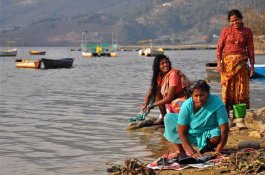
0, 49, 17, 57
42, 58, 74, 69
253, 64, 265, 78
15, 59, 41, 69
144, 48, 164, 57
205, 62, 220, 81
29, 50, 46, 55
82, 52, 93, 57
205, 62, 265, 81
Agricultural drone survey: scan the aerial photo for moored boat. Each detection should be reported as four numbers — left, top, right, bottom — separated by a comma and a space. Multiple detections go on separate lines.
0, 48, 17, 57
29, 50, 46, 55
15, 59, 41, 69
253, 64, 265, 78
205, 62, 220, 81
41, 58, 74, 69
144, 48, 164, 57
138, 49, 145, 56
138, 48, 164, 56
82, 51, 93, 58
205, 62, 265, 81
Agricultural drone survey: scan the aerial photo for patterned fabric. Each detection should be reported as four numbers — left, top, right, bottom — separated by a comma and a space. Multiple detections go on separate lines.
221, 54, 250, 109
216, 26, 255, 64
158, 68, 191, 113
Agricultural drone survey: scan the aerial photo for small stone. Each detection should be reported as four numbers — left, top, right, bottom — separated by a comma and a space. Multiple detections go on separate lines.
233, 118, 244, 124
248, 131, 261, 138
237, 140, 260, 149
257, 107, 265, 116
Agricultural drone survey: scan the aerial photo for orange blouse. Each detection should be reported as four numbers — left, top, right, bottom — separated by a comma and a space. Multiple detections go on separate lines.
216, 26, 255, 64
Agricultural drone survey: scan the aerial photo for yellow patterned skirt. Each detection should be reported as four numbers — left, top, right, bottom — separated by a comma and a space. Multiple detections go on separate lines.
221, 54, 250, 111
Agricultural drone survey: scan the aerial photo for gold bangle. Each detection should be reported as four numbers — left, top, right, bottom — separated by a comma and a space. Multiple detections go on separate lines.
191, 151, 197, 156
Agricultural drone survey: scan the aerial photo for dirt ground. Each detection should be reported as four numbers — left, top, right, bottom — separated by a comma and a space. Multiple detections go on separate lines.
108, 107, 265, 175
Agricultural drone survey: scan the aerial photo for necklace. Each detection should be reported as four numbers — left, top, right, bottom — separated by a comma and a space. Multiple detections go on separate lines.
230, 27, 242, 44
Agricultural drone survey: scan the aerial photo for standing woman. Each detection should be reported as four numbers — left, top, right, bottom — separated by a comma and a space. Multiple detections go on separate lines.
141, 54, 190, 125
216, 9, 255, 114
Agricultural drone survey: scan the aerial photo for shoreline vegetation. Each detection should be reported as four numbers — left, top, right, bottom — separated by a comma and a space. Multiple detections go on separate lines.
107, 107, 265, 175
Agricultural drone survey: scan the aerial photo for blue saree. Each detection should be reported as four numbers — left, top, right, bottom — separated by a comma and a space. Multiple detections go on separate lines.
163, 94, 228, 151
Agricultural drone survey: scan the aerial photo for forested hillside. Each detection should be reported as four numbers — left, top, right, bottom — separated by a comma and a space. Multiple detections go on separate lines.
0, 0, 264, 46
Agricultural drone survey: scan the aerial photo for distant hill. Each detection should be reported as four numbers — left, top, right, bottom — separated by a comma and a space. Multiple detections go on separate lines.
0, 0, 264, 46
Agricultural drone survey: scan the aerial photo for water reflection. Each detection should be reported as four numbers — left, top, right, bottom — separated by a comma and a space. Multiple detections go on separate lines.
0, 48, 264, 175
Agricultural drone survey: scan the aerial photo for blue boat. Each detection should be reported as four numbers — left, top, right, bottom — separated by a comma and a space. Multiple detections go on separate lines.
253, 64, 265, 78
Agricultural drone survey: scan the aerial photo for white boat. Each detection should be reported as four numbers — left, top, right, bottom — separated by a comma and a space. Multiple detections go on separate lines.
143, 48, 164, 57
138, 49, 145, 56
82, 51, 93, 57
0, 48, 17, 57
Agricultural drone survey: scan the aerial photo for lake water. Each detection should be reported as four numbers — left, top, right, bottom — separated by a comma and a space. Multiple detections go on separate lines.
0, 47, 264, 175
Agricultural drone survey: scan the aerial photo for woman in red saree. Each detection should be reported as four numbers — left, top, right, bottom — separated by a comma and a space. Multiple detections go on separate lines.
141, 54, 190, 125
216, 9, 255, 114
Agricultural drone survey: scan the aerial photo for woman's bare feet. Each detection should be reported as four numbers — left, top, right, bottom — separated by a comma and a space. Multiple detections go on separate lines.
153, 115, 164, 125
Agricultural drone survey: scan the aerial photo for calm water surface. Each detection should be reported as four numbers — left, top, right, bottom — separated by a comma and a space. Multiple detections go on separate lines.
0, 47, 264, 175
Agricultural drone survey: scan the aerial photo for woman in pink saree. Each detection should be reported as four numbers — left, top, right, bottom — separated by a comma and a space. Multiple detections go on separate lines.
141, 54, 190, 125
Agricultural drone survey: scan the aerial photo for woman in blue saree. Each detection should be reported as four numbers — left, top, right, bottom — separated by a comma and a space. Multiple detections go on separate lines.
164, 80, 229, 158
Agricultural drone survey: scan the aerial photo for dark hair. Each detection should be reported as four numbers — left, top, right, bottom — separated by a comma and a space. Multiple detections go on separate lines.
228, 9, 243, 21
150, 54, 172, 98
190, 80, 210, 94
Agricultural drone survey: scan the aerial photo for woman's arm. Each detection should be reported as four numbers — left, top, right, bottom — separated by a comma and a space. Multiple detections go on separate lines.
216, 29, 226, 73
247, 28, 255, 77
178, 125, 201, 158
152, 85, 176, 107
142, 87, 153, 112
215, 122, 229, 153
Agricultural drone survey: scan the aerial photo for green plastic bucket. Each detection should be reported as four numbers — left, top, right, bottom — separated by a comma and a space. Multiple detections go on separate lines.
233, 103, 246, 118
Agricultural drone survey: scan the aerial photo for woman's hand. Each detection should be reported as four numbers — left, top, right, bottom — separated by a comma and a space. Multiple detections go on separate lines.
217, 62, 223, 73
249, 65, 254, 78
191, 151, 202, 158
141, 103, 148, 112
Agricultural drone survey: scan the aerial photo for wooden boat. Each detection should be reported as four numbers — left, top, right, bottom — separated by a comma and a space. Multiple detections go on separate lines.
41, 58, 74, 69
70, 48, 81, 51
205, 62, 220, 81
29, 50, 46, 55
15, 59, 41, 69
0, 48, 17, 57
205, 62, 265, 81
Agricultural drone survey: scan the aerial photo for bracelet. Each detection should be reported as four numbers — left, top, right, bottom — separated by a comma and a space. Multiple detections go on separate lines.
148, 104, 154, 109
191, 151, 197, 156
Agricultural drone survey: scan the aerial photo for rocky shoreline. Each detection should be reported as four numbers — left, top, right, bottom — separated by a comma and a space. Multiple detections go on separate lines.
108, 107, 265, 175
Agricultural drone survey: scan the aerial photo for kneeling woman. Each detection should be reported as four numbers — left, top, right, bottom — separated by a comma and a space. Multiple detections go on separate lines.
164, 80, 229, 158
